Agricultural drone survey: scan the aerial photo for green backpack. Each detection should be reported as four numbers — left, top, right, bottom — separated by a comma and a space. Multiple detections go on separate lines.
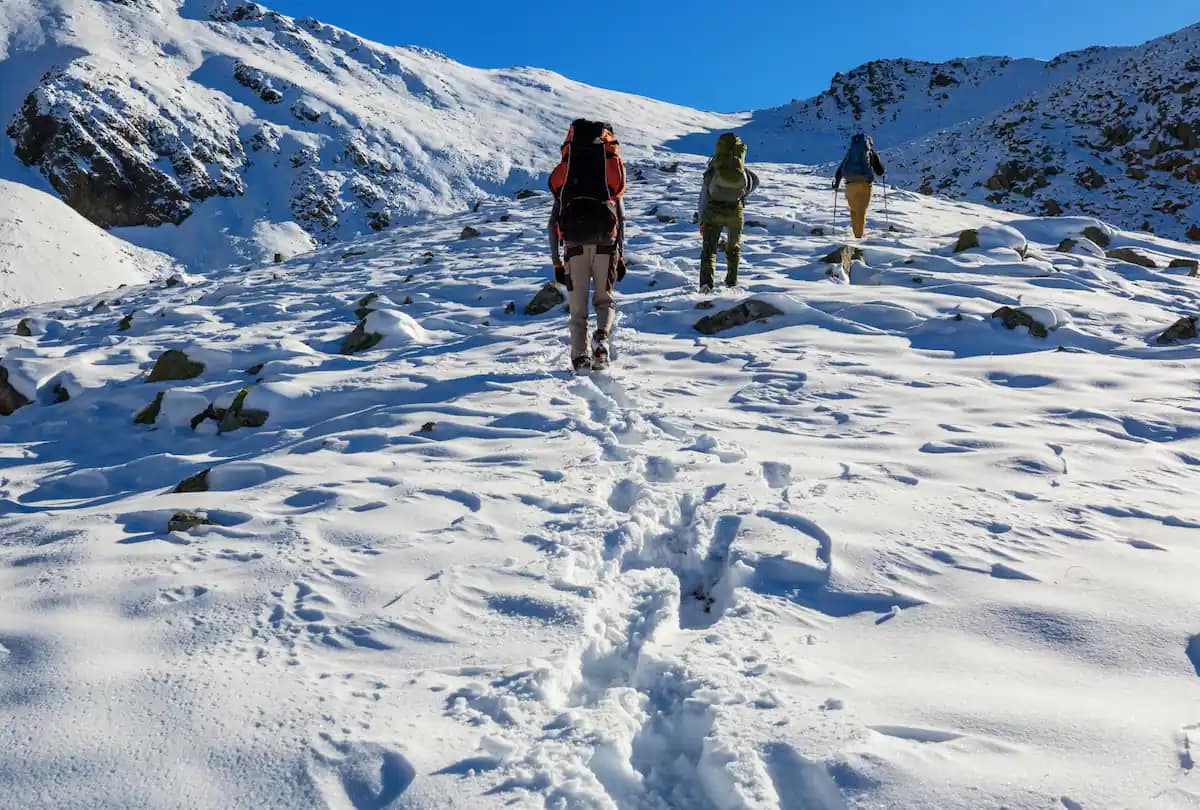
708, 133, 748, 203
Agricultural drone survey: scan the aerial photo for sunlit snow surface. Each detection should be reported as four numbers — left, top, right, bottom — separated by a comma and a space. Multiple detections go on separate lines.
1, 158, 1199, 809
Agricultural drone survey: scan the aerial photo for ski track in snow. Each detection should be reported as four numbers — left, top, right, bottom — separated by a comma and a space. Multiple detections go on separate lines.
1, 158, 1200, 808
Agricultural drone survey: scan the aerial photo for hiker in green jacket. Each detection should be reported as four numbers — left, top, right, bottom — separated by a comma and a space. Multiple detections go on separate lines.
699, 133, 760, 293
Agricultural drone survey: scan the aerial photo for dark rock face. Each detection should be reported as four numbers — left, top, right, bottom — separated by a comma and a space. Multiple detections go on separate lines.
524, 283, 566, 316
1156, 316, 1197, 344
7, 64, 245, 229
695, 299, 785, 335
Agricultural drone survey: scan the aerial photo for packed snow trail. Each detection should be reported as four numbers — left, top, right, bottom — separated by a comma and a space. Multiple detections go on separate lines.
1, 157, 1200, 809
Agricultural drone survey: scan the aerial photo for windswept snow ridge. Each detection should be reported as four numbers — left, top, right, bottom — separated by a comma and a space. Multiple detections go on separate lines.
1, 158, 1199, 808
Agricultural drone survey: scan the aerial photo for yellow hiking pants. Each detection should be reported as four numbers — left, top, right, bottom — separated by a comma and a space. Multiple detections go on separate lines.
845, 181, 873, 239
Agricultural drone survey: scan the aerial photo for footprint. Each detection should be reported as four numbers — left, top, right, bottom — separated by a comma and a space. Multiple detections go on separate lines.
309, 738, 415, 810
607, 478, 643, 513
868, 725, 964, 743
157, 585, 209, 604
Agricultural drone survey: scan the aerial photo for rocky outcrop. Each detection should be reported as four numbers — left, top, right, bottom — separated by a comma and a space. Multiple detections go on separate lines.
695, 300, 785, 335
7, 63, 244, 229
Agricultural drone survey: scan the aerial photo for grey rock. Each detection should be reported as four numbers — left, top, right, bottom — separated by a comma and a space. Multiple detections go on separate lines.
1106, 247, 1158, 268
1156, 316, 1197, 344
147, 350, 205, 382
524, 282, 566, 316
168, 511, 215, 532
991, 306, 1049, 338
695, 299, 785, 335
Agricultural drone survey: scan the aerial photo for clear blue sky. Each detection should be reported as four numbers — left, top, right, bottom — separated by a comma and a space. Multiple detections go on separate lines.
267, 0, 1197, 112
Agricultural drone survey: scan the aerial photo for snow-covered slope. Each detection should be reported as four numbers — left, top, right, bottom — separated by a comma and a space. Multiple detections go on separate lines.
2, 157, 1199, 809
730, 26, 1200, 242
0, 0, 734, 272
0, 178, 176, 307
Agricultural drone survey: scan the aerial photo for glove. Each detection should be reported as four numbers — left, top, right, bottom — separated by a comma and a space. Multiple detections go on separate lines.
832, 178, 840, 190
615, 257, 627, 282
554, 264, 566, 286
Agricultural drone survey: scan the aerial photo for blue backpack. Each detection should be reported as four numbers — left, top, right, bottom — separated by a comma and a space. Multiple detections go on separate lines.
842, 134, 875, 183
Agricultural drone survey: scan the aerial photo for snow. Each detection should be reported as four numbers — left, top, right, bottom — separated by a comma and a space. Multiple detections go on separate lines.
0, 179, 177, 307
1, 152, 1199, 809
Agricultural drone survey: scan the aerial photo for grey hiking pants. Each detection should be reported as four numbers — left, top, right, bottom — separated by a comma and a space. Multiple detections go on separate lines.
565, 243, 616, 359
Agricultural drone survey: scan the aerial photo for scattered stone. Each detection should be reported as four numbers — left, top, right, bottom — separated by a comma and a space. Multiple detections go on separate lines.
147, 350, 205, 383
118, 313, 133, 331
991, 306, 1049, 338
1106, 247, 1158, 268
135, 392, 165, 425
244, 363, 265, 375
215, 388, 269, 433
422, 252, 434, 265
174, 468, 211, 493
168, 512, 215, 533
659, 162, 680, 173
695, 299, 785, 336
953, 229, 980, 252
165, 274, 183, 288
1188, 224, 1200, 242
1040, 199, 1064, 216
355, 292, 381, 320
504, 302, 516, 315
1168, 258, 1199, 275
274, 253, 285, 264
340, 320, 384, 354
819, 245, 865, 265
0, 365, 31, 416
1082, 225, 1111, 248
515, 189, 541, 200
52, 384, 70, 404
810, 226, 826, 236
657, 214, 677, 224
745, 220, 766, 229
93, 299, 108, 312
1156, 316, 1197, 345
500, 214, 510, 222
1075, 167, 1106, 190
418, 421, 436, 433
695, 300, 715, 310
15, 318, 32, 337
524, 282, 566, 316
460, 226, 480, 239
912, 276, 924, 284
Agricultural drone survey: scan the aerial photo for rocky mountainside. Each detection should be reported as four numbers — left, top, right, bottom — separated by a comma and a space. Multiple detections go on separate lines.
739, 25, 1200, 241
0, 0, 732, 270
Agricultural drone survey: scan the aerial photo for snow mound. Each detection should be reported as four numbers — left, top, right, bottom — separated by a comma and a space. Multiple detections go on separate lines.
0, 179, 177, 307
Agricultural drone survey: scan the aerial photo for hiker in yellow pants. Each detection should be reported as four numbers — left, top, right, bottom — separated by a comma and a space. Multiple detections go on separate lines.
834, 133, 886, 239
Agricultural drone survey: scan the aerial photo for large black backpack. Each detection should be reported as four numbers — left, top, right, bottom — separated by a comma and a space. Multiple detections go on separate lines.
555, 119, 624, 244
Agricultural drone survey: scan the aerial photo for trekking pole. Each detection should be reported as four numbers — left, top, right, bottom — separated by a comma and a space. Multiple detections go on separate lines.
832, 187, 839, 238
883, 177, 892, 230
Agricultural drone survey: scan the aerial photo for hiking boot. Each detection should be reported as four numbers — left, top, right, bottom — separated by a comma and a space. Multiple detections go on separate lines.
699, 284, 714, 295
724, 276, 738, 289
572, 356, 592, 372
592, 331, 610, 369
